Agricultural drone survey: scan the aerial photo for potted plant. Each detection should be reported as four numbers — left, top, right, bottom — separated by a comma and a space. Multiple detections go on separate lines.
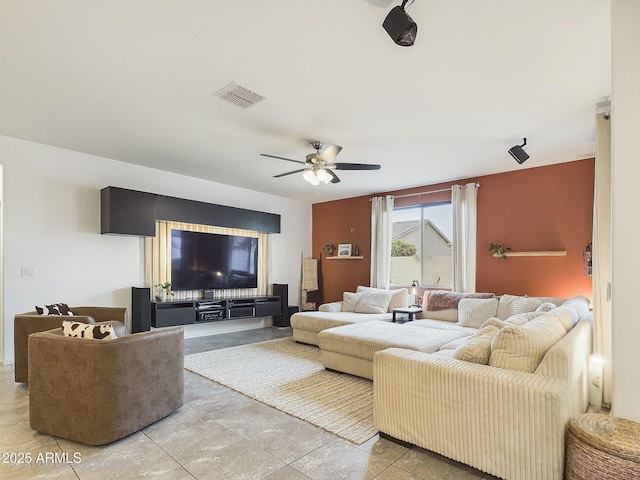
488, 242, 511, 260
154, 282, 173, 301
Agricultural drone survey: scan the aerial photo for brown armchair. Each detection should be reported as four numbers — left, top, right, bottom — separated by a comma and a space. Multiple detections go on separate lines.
13, 306, 127, 383
28, 324, 184, 445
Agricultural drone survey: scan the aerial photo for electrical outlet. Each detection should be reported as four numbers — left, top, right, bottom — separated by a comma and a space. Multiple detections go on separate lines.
21, 266, 35, 278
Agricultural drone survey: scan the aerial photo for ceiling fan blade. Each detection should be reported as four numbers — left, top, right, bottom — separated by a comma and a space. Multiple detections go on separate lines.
260, 153, 306, 165
327, 170, 341, 184
333, 162, 381, 171
318, 144, 342, 163
273, 168, 308, 178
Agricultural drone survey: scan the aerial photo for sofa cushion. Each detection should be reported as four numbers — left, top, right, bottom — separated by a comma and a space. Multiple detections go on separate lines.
291, 311, 393, 335
319, 321, 469, 361
453, 324, 500, 364
489, 314, 566, 373
35, 303, 74, 316
496, 295, 542, 320
356, 286, 408, 312
457, 298, 499, 328
342, 292, 361, 312
355, 290, 393, 314
62, 320, 117, 340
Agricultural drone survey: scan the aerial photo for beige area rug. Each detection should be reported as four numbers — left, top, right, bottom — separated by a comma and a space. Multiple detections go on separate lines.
184, 337, 377, 444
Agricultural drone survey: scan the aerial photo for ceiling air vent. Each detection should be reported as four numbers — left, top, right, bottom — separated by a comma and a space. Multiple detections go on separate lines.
214, 81, 266, 108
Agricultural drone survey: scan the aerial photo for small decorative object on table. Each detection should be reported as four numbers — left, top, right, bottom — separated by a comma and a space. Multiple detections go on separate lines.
154, 282, 173, 301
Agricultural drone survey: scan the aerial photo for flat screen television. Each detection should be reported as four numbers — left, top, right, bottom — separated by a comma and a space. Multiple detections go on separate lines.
170, 229, 259, 291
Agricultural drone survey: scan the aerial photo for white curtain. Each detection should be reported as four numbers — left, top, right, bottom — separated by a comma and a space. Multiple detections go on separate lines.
452, 183, 479, 292
370, 195, 394, 289
593, 113, 612, 405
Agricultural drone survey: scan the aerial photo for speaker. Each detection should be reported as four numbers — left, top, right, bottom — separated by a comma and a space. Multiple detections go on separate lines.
383, 5, 417, 47
131, 287, 151, 333
203, 290, 214, 299
508, 145, 530, 164
272, 283, 290, 327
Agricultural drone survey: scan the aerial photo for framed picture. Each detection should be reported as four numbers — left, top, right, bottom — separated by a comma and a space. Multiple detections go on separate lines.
337, 243, 352, 257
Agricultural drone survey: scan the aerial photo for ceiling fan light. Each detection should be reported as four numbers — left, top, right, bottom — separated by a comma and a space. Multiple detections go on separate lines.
316, 169, 332, 184
303, 170, 320, 185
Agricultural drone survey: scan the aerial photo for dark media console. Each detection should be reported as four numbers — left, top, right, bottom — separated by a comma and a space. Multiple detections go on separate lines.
150, 295, 281, 328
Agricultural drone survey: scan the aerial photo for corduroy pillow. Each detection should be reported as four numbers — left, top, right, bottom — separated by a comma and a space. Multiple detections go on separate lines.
457, 298, 499, 328
355, 290, 393, 314
453, 324, 500, 364
356, 286, 408, 312
342, 292, 362, 312
489, 314, 566, 373
62, 321, 117, 340
496, 295, 542, 320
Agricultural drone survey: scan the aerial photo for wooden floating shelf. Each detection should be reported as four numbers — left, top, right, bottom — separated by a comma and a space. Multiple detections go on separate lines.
493, 251, 567, 258
326, 256, 364, 260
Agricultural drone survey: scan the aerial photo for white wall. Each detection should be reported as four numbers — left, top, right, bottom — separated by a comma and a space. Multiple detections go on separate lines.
0, 135, 312, 364
611, 0, 640, 421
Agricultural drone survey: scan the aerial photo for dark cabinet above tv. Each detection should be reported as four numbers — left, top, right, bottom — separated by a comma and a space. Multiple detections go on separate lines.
100, 186, 281, 236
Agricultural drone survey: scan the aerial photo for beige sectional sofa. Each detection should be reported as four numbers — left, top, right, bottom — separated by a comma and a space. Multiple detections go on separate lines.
371, 293, 592, 480
293, 287, 593, 480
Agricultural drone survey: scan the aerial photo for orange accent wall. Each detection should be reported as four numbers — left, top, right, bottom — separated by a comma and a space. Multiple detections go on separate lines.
313, 159, 594, 302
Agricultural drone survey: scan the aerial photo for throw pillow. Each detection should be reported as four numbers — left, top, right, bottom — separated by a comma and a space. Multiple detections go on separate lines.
496, 295, 542, 320
453, 324, 500, 364
355, 290, 393, 314
457, 298, 499, 328
342, 292, 362, 312
35, 303, 74, 316
356, 286, 408, 312
62, 321, 117, 340
489, 314, 566, 373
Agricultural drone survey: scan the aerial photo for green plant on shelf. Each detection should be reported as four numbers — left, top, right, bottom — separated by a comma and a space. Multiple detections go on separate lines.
488, 242, 511, 260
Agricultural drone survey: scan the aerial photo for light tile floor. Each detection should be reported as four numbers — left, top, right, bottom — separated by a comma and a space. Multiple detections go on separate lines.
1, 327, 500, 479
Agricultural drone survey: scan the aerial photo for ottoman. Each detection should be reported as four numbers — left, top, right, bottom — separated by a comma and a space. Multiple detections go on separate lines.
318, 320, 469, 379
565, 413, 640, 479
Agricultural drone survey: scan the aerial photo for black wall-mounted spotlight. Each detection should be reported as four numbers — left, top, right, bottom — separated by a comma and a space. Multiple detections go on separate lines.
508, 138, 530, 164
383, 0, 417, 47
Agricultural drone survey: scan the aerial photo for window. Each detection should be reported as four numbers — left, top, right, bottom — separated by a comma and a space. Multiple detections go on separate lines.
390, 202, 452, 289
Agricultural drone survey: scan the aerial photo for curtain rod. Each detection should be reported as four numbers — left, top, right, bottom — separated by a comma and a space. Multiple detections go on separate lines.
375, 183, 480, 200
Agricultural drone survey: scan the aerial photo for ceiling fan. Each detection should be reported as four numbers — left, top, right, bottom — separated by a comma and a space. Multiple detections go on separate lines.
261, 141, 381, 185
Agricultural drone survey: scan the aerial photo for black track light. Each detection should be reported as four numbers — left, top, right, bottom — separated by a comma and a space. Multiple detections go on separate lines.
508, 138, 530, 164
383, 0, 417, 47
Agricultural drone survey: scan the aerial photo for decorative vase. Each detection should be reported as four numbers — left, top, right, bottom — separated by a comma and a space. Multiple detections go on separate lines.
354, 245, 360, 256
154, 287, 164, 302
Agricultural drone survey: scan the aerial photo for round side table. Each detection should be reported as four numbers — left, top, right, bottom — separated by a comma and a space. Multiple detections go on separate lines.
565, 413, 640, 479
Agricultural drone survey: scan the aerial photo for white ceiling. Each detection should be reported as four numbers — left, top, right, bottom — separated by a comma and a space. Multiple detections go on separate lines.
0, 0, 611, 203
